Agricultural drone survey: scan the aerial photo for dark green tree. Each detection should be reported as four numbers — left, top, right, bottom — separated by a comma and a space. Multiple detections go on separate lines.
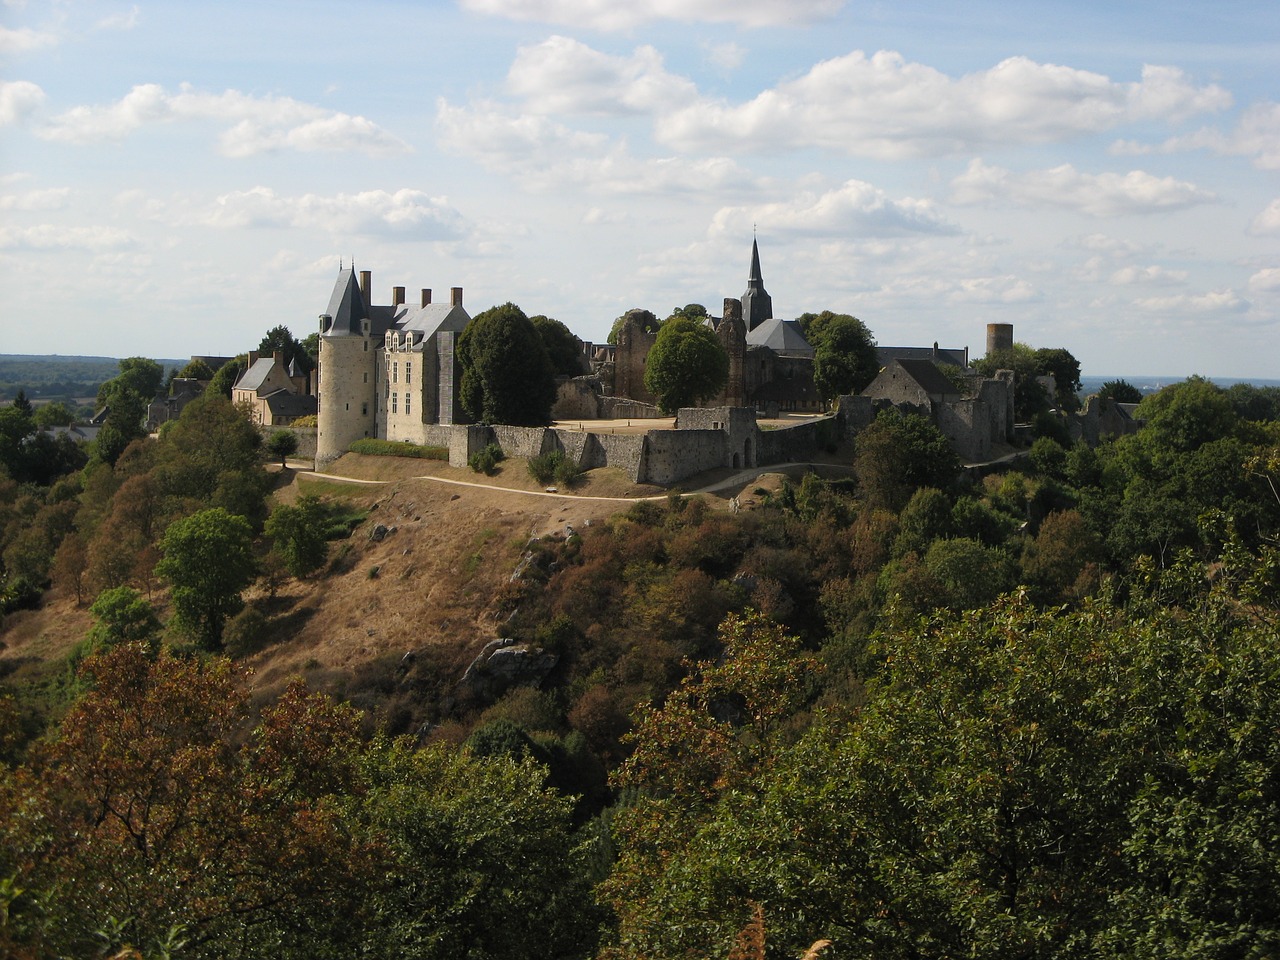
1033, 347, 1082, 412
1098, 378, 1143, 404
155, 507, 256, 650
854, 410, 962, 511
177, 358, 214, 381
973, 343, 1050, 422
96, 357, 164, 407
87, 585, 161, 650
266, 429, 299, 467
643, 316, 729, 414
92, 387, 148, 467
32, 401, 75, 428
208, 355, 248, 399
264, 495, 328, 578
1134, 375, 1237, 453
459, 303, 557, 426
811, 314, 880, 402
530, 315, 585, 377
258, 324, 312, 374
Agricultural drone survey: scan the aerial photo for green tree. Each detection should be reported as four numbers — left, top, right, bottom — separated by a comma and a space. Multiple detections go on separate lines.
96, 357, 164, 407
264, 495, 328, 578
665, 303, 708, 323
973, 343, 1050, 422
530, 314, 585, 377
854, 410, 962, 511
156, 507, 256, 650
92, 385, 148, 467
643, 316, 729, 414
177, 358, 214, 380
208, 355, 247, 399
1134, 375, 1238, 453
32, 401, 74, 428
1033, 347, 1082, 412
258, 324, 312, 374
459, 303, 558, 426
809, 314, 879, 402
87, 585, 161, 650
266, 429, 299, 467
1098, 378, 1143, 404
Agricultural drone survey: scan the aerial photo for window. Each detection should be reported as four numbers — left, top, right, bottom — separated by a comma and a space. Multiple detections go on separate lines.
391, 394, 398, 414
405, 394, 411, 416
363, 372, 368, 383
361, 402, 367, 415
393, 362, 398, 384
405, 361, 412, 384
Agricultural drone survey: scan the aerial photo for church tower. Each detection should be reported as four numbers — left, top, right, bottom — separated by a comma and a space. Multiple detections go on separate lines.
740, 237, 773, 332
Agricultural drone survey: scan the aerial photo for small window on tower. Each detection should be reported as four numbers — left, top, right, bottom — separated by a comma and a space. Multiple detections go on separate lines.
405, 394, 411, 416
361, 402, 367, 415
393, 362, 398, 383
391, 394, 397, 414
363, 372, 368, 384
406, 362, 411, 384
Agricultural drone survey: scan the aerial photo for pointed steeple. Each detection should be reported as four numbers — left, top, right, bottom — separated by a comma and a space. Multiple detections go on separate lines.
323, 266, 369, 336
740, 237, 773, 332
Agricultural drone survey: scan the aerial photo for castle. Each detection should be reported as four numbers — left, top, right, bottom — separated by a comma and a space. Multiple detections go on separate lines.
315, 267, 471, 468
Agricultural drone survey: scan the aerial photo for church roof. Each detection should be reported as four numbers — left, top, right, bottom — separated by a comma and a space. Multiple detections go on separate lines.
745, 318, 814, 357
877, 345, 969, 368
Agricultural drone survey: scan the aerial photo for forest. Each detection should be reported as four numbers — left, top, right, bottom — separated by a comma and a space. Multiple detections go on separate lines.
0, 362, 1278, 959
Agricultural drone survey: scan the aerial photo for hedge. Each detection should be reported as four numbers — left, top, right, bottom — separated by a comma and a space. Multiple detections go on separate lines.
348, 438, 449, 460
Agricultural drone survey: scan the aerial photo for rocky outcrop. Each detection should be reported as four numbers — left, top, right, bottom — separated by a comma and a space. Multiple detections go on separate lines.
458, 638, 559, 701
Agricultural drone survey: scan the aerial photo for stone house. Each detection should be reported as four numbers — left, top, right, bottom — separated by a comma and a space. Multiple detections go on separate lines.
233, 350, 317, 426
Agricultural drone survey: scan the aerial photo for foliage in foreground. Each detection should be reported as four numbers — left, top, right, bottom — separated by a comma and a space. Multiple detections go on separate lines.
348, 437, 449, 460
0, 643, 598, 960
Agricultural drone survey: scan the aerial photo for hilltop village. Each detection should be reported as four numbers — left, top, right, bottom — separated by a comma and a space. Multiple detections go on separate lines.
301, 241, 1135, 485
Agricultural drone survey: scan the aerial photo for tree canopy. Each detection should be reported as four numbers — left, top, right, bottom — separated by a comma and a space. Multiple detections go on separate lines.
459, 303, 558, 426
809, 313, 880, 402
1098, 378, 1143, 404
530, 315, 585, 377
258, 324, 313, 374
155, 507, 257, 650
643, 316, 730, 414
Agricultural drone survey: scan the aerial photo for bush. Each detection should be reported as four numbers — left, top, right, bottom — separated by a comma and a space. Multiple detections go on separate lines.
469, 443, 504, 475
528, 449, 580, 486
348, 438, 448, 460
222, 604, 272, 658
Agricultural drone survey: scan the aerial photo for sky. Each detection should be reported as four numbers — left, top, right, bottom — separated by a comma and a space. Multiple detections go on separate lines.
1, 0, 1278, 379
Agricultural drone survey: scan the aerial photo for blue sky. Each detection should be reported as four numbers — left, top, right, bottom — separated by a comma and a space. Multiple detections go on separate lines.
2, 0, 1278, 378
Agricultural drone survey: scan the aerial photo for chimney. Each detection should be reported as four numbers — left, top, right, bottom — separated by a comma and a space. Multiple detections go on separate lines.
451, 286, 463, 307
273, 350, 284, 366
392, 286, 405, 307
360, 270, 372, 309
248, 351, 259, 366
421, 288, 432, 307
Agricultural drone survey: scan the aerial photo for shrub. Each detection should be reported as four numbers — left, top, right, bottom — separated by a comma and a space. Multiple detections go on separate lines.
528, 449, 580, 486
348, 438, 448, 460
468, 443, 504, 475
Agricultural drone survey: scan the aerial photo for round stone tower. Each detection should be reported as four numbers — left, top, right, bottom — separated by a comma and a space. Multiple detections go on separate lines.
986, 322, 1014, 356
315, 328, 378, 469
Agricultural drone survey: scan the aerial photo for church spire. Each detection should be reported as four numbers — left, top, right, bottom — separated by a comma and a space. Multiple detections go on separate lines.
740, 237, 773, 332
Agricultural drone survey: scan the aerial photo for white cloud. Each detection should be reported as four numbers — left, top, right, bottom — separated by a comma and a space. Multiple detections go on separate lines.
948, 275, 1038, 304
200, 187, 467, 239
1113, 101, 1280, 170
0, 79, 44, 125
507, 36, 697, 116
97, 5, 140, 30
1109, 264, 1187, 286
1135, 289, 1249, 315
657, 53, 1230, 158
436, 97, 754, 195
459, 0, 843, 30
1248, 268, 1280, 293
0, 224, 134, 251
1248, 198, 1280, 236
705, 42, 745, 73
1069, 233, 1146, 258
0, 25, 57, 54
39, 83, 409, 157
709, 179, 957, 239
950, 160, 1216, 216
0, 186, 70, 210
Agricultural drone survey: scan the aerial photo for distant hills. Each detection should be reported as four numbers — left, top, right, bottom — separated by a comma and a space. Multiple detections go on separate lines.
0, 354, 187, 403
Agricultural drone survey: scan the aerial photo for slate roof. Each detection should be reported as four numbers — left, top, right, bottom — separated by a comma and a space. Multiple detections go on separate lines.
395, 302, 470, 339
323, 267, 368, 336
892, 358, 962, 398
263, 390, 318, 418
745, 318, 814, 357
235, 357, 277, 393
877, 345, 968, 368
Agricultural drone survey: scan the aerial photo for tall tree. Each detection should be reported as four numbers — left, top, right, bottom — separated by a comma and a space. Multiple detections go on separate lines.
459, 303, 557, 426
973, 343, 1050, 422
810, 313, 879, 402
155, 507, 256, 650
1033, 347, 1082, 412
530, 315, 585, 377
643, 316, 729, 414
854, 409, 962, 511
208, 355, 247, 399
258, 324, 312, 373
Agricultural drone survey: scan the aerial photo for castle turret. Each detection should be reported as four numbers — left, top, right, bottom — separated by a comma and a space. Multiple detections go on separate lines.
316, 266, 379, 469
986, 323, 1014, 356
740, 238, 773, 332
